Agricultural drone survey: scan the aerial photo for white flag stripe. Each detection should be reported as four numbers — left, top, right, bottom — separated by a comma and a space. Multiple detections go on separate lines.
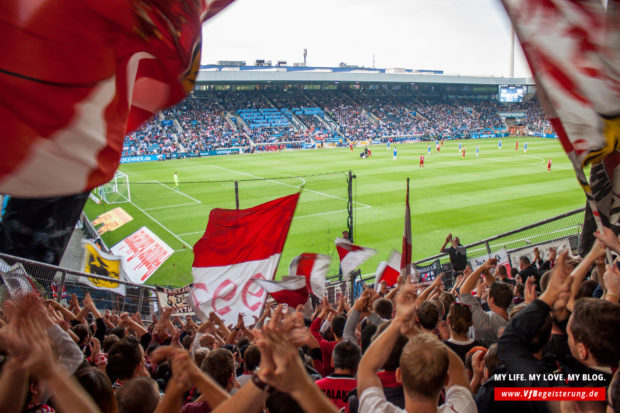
253, 275, 307, 293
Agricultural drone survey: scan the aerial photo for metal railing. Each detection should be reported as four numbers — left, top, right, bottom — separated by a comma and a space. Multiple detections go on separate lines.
0, 252, 158, 318
329, 207, 586, 301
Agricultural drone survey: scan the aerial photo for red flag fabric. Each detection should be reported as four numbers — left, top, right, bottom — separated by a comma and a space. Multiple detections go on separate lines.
0, 0, 233, 197
252, 276, 309, 308
400, 179, 412, 276
375, 250, 402, 288
289, 253, 331, 298
501, 0, 620, 249
335, 238, 377, 277
191, 193, 299, 325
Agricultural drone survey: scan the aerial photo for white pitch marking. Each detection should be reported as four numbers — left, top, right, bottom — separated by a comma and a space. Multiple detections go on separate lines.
178, 230, 206, 237
209, 165, 371, 208
151, 180, 202, 203
143, 202, 199, 211
129, 201, 192, 249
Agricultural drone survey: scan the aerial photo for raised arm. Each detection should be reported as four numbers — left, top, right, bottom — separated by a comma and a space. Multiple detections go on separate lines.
460, 258, 497, 295
357, 284, 419, 396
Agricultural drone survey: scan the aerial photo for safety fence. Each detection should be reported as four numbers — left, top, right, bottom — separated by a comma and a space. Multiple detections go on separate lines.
0, 252, 158, 317
330, 207, 586, 302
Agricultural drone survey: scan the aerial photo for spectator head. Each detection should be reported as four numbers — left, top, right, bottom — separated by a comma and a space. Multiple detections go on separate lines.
494, 265, 508, 279
243, 344, 261, 373
193, 347, 210, 368
102, 334, 120, 354
331, 340, 361, 374
454, 237, 461, 245
609, 368, 620, 413
72, 324, 90, 347
106, 336, 144, 383
116, 377, 160, 413
398, 334, 449, 401
508, 302, 529, 320
568, 298, 620, 368
438, 292, 455, 316
360, 323, 378, 354
513, 283, 525, 298
575, 280, 598, 300
181, 335, 194, 350
373, 298, 393, 319
488, 282, 514, 310
201, 348, 235, 391
431, 298, 445, 320
465, 346, 487, 380
511, 268, 519, 278
519, 255, 531, 269
416, 301, 440, 331
331, 315, 346, 339
447, 303, 473, 336
484, 344, 503, 376
266, 391, 304, 413
75, 367, 117, 413
107, 327, 126, 339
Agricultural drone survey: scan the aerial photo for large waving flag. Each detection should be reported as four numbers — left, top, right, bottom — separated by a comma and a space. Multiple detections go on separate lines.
375, 250, 402, 289
289, 253, 331, 299
335, 238, 377, 278
253, 276, 309, 308
191, 193, 299, 325
0, 0, 233, 197
400, 178, 412, 277
501, 0, 620, 252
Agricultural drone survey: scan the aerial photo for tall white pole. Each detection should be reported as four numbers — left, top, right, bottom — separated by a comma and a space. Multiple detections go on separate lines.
510, 25, 515, 78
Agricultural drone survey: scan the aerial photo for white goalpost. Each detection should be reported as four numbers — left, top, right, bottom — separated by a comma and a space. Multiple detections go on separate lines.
98, 171, 131, 204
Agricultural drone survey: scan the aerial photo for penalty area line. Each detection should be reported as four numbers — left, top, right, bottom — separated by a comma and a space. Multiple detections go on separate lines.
150, 180, 202, 204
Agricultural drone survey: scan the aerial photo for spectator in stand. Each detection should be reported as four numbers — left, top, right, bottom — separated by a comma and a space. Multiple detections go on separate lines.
459, 258, 513, 346
494, 265, 515, 286
440, 234, 468, 275
518, 256, 541, 289
116, 377, 160, 413
310, 297, 346, 376
315, 340, 361, 412
356, 284, 477, 413
444, 303, 483, 362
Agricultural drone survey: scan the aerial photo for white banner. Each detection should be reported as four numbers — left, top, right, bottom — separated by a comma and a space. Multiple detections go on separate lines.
508, 238, 572, 270
469, 247, 512, 275
110, 227, 173, 284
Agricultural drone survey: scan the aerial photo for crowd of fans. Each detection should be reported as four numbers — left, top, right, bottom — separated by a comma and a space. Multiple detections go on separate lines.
121, 89, 554, 157
1, 225, 619, 413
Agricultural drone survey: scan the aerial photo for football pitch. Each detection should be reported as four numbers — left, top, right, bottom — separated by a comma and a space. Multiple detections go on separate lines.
84, 137, 585, 287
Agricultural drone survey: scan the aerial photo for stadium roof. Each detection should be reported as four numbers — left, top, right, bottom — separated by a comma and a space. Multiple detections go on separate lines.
196, 65, 534, 86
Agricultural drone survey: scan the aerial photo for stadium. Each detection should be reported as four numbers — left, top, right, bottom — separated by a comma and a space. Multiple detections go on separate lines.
82, 63, 581, 287
1, 2, 618, 413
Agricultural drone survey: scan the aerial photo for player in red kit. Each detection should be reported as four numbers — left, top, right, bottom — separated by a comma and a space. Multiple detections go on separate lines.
420, 154, 424, 167
350, 143, 353, 151
462, 148, 466, 158
548, 158, 552, 172
516, 140, 519, 151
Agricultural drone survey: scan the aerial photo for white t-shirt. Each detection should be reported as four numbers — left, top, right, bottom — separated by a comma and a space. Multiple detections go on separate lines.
358, 385, 476, 413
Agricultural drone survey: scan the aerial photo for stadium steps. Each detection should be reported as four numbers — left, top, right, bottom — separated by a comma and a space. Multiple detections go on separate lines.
343, 90, 380, 124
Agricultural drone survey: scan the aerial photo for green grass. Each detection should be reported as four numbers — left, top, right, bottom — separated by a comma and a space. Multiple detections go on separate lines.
84, 137, 585, 287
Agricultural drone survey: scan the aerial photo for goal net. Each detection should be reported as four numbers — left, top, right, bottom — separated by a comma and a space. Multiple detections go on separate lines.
98, 171, 131, 204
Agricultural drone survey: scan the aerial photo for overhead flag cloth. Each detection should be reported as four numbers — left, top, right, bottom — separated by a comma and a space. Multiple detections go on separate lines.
252, 276, 309, 308
375, 250, 402, 289
500, 0, 620, 254
289, 253, 331, 299
191, 193, 300, 325
400, 178, 412, 277
335, 238, 377, 278
0, 0, 234, 197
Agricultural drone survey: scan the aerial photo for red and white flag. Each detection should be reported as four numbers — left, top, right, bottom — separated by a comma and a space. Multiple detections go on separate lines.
375, 250, 401, 289
289, 253, 331, 299
335, 238, 377, 278
191, 193, 299, 325
0, 0, 234, 197
501, 0, 620, 249
252, 276, 309, 308
400, 179, 412, 277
